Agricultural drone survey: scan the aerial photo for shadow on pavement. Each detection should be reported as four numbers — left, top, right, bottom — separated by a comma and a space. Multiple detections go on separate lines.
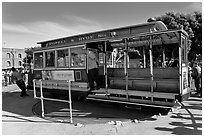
2, 90, 54, 123
32, 98, 164, 124
2, 86, 170, 125
2, 90, 37, 117
154, 95, 202, 135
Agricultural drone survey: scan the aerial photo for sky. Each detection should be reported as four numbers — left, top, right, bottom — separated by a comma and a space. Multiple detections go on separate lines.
2, 1, 202, 49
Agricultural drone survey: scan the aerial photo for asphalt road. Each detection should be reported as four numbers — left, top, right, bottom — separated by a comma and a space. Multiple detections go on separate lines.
3, 84, 166, 124
2, 84, 202, 135
32, 98, 169, 124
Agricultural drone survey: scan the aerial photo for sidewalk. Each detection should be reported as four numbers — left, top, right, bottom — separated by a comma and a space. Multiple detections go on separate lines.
2, 85, 202, 135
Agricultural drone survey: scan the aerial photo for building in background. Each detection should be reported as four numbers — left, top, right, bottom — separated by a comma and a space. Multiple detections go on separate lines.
2, 48, 26, 71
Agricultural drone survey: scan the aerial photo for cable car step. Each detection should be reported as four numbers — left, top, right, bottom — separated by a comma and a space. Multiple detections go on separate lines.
89, 89, 110, 96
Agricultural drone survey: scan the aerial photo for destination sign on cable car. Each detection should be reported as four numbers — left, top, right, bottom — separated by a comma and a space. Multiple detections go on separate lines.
42, 32, 110, 48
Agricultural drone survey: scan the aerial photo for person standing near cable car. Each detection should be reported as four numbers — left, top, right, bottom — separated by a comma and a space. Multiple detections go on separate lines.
87, 48, 100, 92
191, 62, 201, 96
11, 67, 28, 97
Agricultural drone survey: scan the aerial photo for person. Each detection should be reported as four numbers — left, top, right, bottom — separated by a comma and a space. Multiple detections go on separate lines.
11, 67, 28, 97
3, 70, 8, 86
191, 62, 201, 96
7, 70, 12, 85
87, 48, 100, 92
169, 58, 179, 67
2, 71, 6, 86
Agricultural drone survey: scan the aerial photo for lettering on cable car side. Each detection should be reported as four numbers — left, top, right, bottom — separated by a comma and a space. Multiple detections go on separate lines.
183, 71, 188, 89
79, 35, 94, 41
45, 40, 66, 47
52, 70, 75, 81
182, 67, 188, 94
78, 32, 110, 41
42, 32, 110, 47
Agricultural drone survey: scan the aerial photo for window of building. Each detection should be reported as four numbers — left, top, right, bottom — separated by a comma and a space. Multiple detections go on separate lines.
7, 61, 11, 67
19, 61, 22, 66
57, 49, 69, 67
70, 46, 86, 68
45, 51, 55, 67
18, 54, 22, 58
7, 53, 11, 58
34, 52, 43, 68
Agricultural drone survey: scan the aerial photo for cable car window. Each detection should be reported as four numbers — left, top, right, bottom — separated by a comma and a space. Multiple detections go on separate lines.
128, 47, 143, 68
34, 52, 43, 68
153, 45, 163, 68
164, 44, 179, 67
70, 46, 86, 68
57, 49, 69, 67
45, 51, 55, 67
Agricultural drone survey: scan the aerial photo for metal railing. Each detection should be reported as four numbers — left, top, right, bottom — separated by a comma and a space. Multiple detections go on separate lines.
33, 79, 73, 123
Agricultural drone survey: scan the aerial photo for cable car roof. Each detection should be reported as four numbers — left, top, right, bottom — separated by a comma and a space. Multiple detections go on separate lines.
37, 21, 167, 45
27, 21, 188, 53
110, 29, 188, 48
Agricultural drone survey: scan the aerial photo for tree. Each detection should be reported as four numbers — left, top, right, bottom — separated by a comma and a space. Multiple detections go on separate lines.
154, 11, 202, 61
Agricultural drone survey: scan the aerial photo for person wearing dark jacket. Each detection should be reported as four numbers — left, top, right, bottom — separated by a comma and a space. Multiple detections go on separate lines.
11, 67, 28, 97
191, 62, 201, 96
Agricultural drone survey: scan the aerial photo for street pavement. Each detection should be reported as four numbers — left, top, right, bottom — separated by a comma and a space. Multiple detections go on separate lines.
1, 84, 202, 135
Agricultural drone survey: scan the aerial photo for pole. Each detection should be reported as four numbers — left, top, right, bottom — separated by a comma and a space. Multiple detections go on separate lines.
104, 41, 108, 95
149, 32, 154, 102
40, 80, 45, 117
124, 38, 129, 100
162, 46, 166, 68
86, 44, 89, 74
179, 32, 182, 101
33, 79, 37, 98
143, 46, 146, 68
68, 80, 73, 123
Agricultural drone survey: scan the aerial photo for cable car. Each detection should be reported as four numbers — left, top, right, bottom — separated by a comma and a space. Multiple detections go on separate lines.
26, 21, 192, 108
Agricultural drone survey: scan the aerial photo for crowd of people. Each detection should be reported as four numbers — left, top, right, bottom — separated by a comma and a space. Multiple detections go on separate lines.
2, 69, 14, 86
2, 68, 27, 86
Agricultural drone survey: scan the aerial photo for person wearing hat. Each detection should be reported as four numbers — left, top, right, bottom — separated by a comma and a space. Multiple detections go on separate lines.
11, 67, 28, 97
87, 48, 100, 92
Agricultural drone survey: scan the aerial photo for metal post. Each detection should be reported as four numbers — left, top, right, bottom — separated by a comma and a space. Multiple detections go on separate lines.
143, 46, 146, 68
124, 38, 129, 100
162, 46, 166, 68
179, 32, 183, 97
68, 80, 73, 123
104, 41, 108, 95
149, 33, 154, 102
86, 44, 89, 74
33, 79, 36, 98
40, 80, 45, 117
